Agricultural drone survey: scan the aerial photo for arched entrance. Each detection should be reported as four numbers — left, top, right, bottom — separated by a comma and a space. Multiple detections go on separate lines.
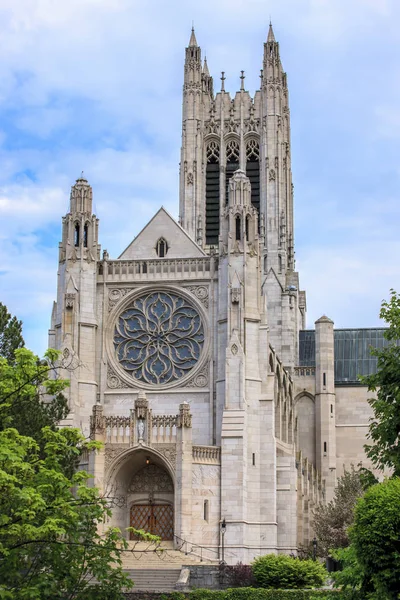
128, 462, 174, 541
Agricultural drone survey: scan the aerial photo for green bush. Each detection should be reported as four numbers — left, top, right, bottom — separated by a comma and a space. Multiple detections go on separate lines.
185, 590, 345, 600
252, 554, 326, 589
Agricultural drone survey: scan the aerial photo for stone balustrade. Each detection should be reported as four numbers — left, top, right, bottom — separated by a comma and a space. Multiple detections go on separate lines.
97, 257, 214, 282
294, 366, 316, 377
192, 445, 221, 464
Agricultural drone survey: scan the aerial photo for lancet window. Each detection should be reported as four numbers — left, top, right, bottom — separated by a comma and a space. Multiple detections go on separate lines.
225, 139, 240, 204
205, 141, 220, 246
246, 139, 260, 215
156, 238, 168, 258
74, 223, 80, 247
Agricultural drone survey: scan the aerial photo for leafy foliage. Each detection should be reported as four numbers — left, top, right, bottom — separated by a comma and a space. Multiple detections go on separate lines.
155, 590, 351, 599
0, 303, 24, 363
0, 426, 131, 599
350, 478, 400, 599
312, 467, 364, 557
360, 290, 400, 476
219, 562, 256, 588
0, 348, 71, 472
251, 554, 326, 590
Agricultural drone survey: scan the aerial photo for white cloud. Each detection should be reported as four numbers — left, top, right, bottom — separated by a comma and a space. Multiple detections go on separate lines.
0, 0, 399, 356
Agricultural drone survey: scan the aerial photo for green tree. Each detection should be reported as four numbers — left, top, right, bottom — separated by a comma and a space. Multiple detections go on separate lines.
313, 466, 364, 557
0, 303, 24, 363
0, 426, 132, 599
360, 290, 400, 476
350, 478, 400, 599
0, 348, 71, 472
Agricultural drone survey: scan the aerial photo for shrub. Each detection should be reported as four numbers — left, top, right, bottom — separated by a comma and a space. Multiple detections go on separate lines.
219, 562, 256, 588
252, 554, 326, 589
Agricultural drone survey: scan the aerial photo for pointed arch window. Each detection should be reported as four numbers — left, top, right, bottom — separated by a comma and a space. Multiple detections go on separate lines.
74, 223, 80, 247
235, 215, 241, 241
206, 141, 220, 246
156, 238, 168, 258
246, 139, 260, 216
225, 139, 240, 204
83, 223, 88, 248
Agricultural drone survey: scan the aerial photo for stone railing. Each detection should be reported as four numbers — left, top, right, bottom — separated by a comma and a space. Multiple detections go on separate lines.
90, 398, 192, 447
294, 366, 315, 377
192, 445, 221, 464
97, 257, 214, 283
151, 415, 178, 444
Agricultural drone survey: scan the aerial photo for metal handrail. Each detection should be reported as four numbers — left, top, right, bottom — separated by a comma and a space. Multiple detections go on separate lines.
173, 534, 220, 563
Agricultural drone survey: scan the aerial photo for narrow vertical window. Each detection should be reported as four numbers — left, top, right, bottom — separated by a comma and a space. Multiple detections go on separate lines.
323, 372, 326, 387
203, 499, 209, 521
235, 215, 241, 241
74, 223, 80, 247
246, 139, 260, 216
206, 141, 220, 245
324, 442, 327, 453
156, 238, 168, 258
225, 139, 240, 204
246, 216, 250, 241
83, 224, 88, 248
252, 453, 256, 466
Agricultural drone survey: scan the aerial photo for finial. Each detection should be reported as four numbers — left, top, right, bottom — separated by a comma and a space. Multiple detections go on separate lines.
240, 70, 245, 91
221, 71, 226, 92
267, 21, 276, 42
189, 24, 198, 47
203, 57, 210, 77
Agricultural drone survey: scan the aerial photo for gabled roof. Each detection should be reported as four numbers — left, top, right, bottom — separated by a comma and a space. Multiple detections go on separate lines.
119, 206, 206, 260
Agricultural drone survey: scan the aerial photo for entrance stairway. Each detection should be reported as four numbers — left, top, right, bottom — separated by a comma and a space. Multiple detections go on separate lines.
121, 541, 219, 592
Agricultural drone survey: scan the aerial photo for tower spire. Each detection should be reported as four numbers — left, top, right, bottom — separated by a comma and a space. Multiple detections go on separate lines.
189, 26, 198, 47
267, 22, 276, 42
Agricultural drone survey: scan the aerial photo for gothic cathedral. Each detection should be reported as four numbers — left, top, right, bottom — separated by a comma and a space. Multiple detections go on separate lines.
49, 26, 382, 563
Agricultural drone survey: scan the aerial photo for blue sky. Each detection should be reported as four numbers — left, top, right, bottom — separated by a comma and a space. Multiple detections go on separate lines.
0, 0, 399, 356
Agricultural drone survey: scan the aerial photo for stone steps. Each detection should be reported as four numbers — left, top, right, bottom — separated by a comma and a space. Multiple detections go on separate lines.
124, 568, 182, 592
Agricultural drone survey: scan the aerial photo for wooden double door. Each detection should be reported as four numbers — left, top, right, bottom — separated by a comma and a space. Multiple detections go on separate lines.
130, 503, 174, 541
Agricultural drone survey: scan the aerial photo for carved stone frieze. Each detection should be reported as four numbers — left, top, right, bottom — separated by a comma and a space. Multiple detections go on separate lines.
185, 364, 209, 388
107, 365, 128, 389
105, 443, 129, 471
108, 288, 130, 312
186, 285, 209, 308
153, 443, 177, 469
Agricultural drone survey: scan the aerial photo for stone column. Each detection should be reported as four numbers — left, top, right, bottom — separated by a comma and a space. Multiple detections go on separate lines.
176, 402, 193, 542
315, 315, 336, 501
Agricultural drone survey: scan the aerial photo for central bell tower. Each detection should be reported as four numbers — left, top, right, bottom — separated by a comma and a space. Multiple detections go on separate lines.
179, 25, 306, 369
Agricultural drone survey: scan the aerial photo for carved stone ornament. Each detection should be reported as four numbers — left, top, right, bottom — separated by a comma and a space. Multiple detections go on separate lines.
108, 288, 129, 312
107, 366, 127, 389
178, 402, 192, 428
187, 172, 194, 185
186, 285, 209, 308
269, 169, 276, 181
153, 444, 177, 468
128, 464, 174, 493
90, 404, 105, 439
186, 365, 209, 388
231, 288, 240, 304
231, 344, 238, 355
135, 391, 148, 419
65, 293, 75, 309
105, 444, 128, 470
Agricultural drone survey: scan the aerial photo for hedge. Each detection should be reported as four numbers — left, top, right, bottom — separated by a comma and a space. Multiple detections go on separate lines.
149, 590, 353, 600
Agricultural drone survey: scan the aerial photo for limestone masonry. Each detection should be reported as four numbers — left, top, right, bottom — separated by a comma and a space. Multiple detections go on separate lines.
49, 26, 384, 563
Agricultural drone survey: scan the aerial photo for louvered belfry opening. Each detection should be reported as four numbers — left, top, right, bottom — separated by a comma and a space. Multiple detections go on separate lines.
225, 139, 240, 204
205, 141, 220, 245
246, 139, 260, 215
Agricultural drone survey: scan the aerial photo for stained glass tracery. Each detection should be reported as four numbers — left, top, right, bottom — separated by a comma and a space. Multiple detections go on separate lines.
114, 291, 204, 385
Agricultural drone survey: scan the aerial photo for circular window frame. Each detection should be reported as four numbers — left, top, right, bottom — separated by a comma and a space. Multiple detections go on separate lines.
106, 284, 209, 390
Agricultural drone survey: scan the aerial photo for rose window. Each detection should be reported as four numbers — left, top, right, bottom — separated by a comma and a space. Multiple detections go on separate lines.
114, 291, 204, 385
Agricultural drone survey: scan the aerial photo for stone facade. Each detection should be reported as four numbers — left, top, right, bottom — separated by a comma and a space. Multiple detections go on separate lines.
49, 26, 380, 564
